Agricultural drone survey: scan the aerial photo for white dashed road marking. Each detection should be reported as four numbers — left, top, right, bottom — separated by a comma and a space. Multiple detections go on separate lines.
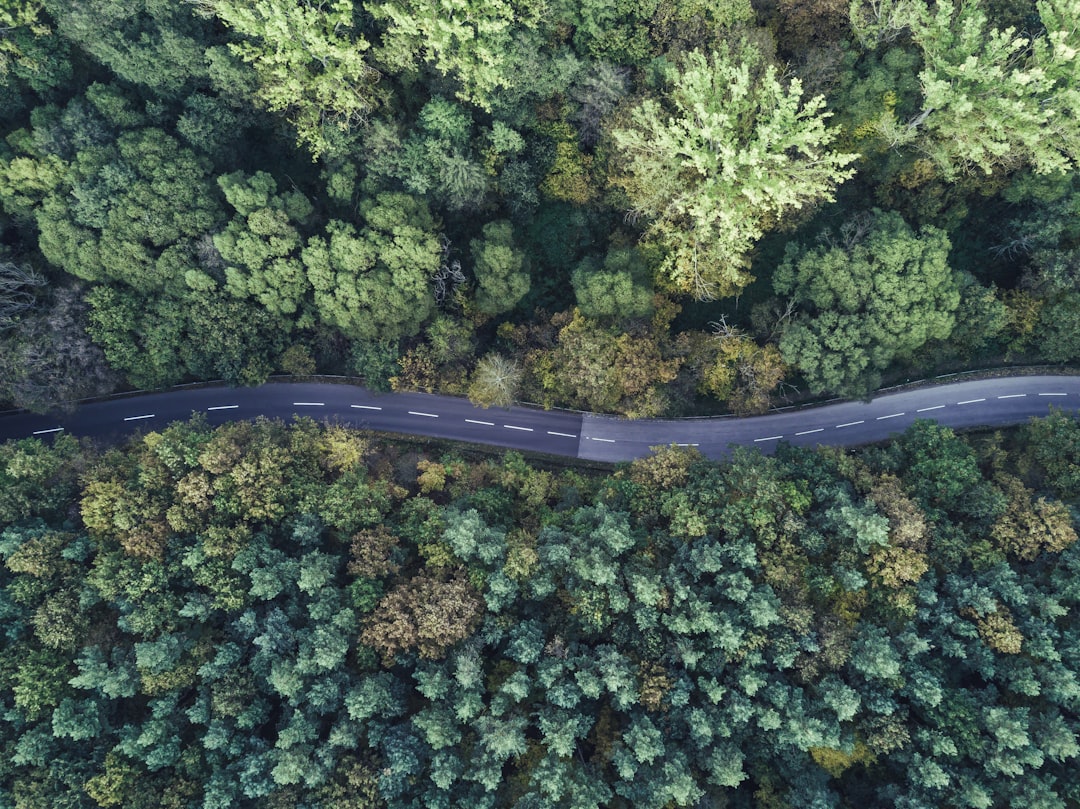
836, 421, 863, 428
998, 394, 1026, 399
877, 412, 905, 420
32, 427, 63, 435
207, 405, 239, 411
548, 431, 577, 438
504, 425, 533, 432
588, 437, 616, 443
754, 435, 783, 442
465, 419, 495, 426
1039, 393, 1067, 397
674, 442, 699, 446
917, 405, 945, 412
408, 411, 438, 418
123, 414, 155, 421
351, 404, 382, 410
796, 428, 824, 435
293, 402, 324, 407
957, 399, 985, 405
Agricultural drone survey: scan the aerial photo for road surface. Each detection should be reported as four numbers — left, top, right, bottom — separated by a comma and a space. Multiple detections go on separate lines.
1, 376, 1078, 463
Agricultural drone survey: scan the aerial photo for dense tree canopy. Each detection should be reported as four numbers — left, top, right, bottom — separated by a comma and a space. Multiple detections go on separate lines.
1, 415, 1079, 807
0, 0, 1078, 421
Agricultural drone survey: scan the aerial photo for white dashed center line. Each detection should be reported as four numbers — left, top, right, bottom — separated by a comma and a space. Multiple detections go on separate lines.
293, 402, 324, 407
207, 405, 239, 411
123, 414, 155, 421
588, 437, 616, 443
32, 427, 63, 435
754, 435, 783, 442
351, 404, 382, 410
504, 425, 533, 432
674, 442, 699, 446
957, 398, 985, 405
1039, 392, 1067, 397
548, 431, 577, 438
916, 405, 945, 412
836, 421, 863, 428
408, 411, 438, 418
796, 428, 824, 435
465, 419, 494, 426
997, 394, 1026, 399
876, 412, 906, 420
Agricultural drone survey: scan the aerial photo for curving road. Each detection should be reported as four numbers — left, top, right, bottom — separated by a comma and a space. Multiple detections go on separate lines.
1, 376, 1079, 463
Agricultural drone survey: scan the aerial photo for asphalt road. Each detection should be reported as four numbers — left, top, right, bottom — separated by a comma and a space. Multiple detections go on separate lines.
1, 376, 1079, 463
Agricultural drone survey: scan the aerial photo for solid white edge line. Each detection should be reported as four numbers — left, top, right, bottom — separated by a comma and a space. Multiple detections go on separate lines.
207, 405, 239, 411
32, 427, 64, 435
957, 399, 985, 405
1039, 393, 1068, 396
408, 411, 439, 418
916, 405, 945, 412
754, 435, 783, 442
466, 419, 495, 426
836, 421, 864, 428
350, 404, 382, 410
795, 428, 824, 435
123, 414, 155, 421
504, 425, 533, 432
293, 402, 325, 406
997, 394, 1026, 399
876, 412, 906, 420
548, 431, 577, 438
588, 437, 616, 443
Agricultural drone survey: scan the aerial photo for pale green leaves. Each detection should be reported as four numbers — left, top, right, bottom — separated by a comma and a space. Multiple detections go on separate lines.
611, 44, 858, 300
190, 0, 378, 159
369, 0, 544, 110
850, 0, 1080, 178
214, 171, 312, 316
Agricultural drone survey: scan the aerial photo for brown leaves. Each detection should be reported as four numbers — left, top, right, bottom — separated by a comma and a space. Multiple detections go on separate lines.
992, 473, 1078, 562
360, 570, 483, 664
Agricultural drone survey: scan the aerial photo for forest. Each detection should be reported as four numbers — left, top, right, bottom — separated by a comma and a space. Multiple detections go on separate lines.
0, 0, 1078, 415
4, 3, 1080, 806
2, 413, 1080, 807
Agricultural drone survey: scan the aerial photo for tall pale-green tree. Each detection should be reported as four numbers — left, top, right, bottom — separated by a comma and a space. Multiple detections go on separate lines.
849, 0, 1080, 178
368, 0, 544, 110
188, 0, 379, 158
610, 42, 858, 299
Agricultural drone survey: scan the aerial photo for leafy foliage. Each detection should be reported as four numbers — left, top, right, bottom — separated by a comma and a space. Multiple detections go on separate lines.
611, 43, 858, 299
776, 210, 960, 396
0, 416, 1078, 807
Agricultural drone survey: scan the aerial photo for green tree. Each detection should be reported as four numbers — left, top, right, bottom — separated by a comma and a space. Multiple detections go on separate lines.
775, 209, 960, 396
189, 0, 379, 158
369, 0, 545, 110
45, 0, 211, 96
302, 193, 440, 341
571, 245, 654, 322
214, 170, 313, 317
35, 126, 223, 293
470, 220, 529, 316
906, 0, 1080, 179
610, 43, 858, 299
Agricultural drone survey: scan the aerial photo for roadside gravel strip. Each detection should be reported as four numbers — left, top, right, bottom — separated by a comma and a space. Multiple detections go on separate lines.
2, 376, 1080, 464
